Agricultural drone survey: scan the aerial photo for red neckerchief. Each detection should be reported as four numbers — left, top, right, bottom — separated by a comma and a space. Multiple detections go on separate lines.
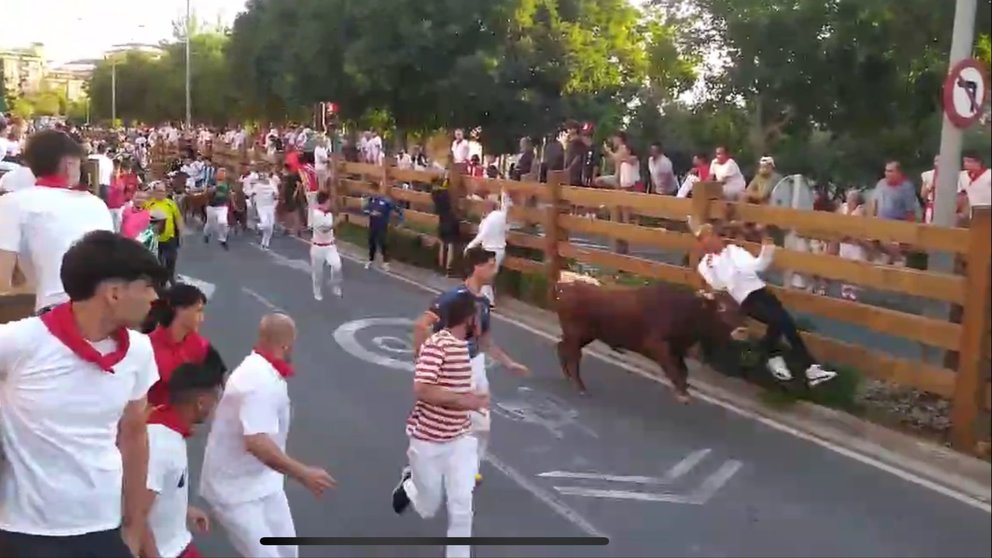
254, 347, 294, 379
35, 175, 71, 189
147, 405, 192, 438
40, 303, 130, 373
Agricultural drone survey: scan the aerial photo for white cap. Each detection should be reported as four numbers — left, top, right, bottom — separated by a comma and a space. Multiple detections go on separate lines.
0, 166, 36, 193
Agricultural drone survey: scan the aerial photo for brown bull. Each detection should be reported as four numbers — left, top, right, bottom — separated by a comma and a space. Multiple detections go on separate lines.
555, 281, 749, 403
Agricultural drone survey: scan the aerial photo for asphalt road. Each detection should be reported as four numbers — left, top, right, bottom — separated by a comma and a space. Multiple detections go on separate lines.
175, 230, 991, 558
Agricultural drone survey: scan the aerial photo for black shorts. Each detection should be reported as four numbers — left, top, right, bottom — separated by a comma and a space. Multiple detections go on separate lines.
438, 220, 460, 243
0, 528, 132, 558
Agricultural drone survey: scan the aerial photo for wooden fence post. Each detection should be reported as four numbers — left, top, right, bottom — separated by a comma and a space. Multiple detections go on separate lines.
950, 207, 992, 453
544, 170, 566, 304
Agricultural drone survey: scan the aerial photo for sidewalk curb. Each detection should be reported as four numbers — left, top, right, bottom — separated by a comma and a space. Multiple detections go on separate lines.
333, 240, 992, 510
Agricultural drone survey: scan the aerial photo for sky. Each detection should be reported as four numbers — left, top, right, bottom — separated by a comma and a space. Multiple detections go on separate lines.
0, 0, 249, 65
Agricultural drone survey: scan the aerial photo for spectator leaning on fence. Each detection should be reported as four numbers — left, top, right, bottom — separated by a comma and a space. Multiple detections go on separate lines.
959, 149, 991, 213
744, 156, 782, 205
648, 142, 676, 195
709, 146, 747, 201
869, 160, 920, 266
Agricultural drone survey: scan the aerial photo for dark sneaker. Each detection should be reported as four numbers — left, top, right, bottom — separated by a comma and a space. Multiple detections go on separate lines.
392, 466, 412, 514
203, 236, 209, 244
221, 241, 229, 251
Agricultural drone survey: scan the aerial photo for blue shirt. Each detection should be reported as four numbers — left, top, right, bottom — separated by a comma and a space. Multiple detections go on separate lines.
364, 196, 403, 228
429, 285, 491, 358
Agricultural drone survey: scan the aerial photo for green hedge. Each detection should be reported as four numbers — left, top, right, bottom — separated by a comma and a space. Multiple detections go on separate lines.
337, 220, 861, 412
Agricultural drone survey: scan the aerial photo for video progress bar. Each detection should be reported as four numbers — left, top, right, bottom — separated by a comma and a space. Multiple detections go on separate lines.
261, 536, 610, 546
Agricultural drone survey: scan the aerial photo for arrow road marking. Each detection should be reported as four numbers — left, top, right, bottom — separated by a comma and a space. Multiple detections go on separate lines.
551, 460, 743, 505
538, 448, 711, 485
176, 274, 216, 299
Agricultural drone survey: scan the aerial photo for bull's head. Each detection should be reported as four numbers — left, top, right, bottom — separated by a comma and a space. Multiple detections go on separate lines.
695, 290, 749, 342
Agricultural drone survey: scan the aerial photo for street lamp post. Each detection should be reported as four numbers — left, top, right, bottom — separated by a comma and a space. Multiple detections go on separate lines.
185, 0, 192, 128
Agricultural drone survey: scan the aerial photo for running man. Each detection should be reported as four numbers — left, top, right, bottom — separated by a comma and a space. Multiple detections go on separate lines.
141, 362, 225, 558
310, 191, 345, 301
252, 170, 280, 249
413, 247, 528, 484
204, 167, 232, 250
393, 291, 489, 558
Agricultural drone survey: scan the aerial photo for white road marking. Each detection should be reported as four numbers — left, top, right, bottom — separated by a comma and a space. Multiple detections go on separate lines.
287, 237, 992, 513
551, 460, 743, 505
241, 287, 285, 312
176, 274, 216, 299
484, 454, 607, 538
333, 317, 416, 371
539, 448, 711, 484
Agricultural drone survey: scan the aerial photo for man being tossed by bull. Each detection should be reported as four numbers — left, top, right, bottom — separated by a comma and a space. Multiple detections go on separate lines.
690, 217, 837, 386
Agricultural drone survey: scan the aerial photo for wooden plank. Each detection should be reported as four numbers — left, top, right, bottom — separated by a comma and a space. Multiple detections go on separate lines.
768, 285, 960, 351
712, 201, 970, 254
340, 178, 376, 196
733, 241, 966, 304
503, 256, 545, 274
390, 167, 443, 183
388, 187, 433, 206
557, 242, 696, 285
404, 209, 439, 228
561, 186, 693, 219
341, 161, 386, 177
559, 214, 695, 251
464, 176, 548, 201
507, 231, 546, 251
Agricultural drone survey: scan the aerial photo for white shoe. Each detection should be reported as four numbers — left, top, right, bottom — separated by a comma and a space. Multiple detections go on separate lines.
805, 364, 837, 387
766, 356, 793, 381
364, 261, 373, 270
331, 286, 343, 297
382, 262, 391, 272
314, 292, 323, 301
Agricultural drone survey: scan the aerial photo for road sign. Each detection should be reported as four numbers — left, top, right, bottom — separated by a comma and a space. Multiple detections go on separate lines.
943, 58, 989, 129
538, 449, 742, 505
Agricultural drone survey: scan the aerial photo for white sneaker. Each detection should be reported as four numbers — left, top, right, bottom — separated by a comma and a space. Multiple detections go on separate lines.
331, 286, 343, 297
805, 364, 837, 387
382, 262, 391, 272
766, 356, 793, 381
314, 292, 323, 301
364, 261, 373, 270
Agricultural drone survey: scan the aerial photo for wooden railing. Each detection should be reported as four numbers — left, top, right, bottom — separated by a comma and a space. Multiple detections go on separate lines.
333, 159, 992, 454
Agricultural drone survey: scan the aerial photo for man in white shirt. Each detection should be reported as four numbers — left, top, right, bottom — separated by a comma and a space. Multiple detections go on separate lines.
141, 362, 225, 558
451, 128, 471, 165
958, 149, 991, 211
0, 230, 165, 557
314, 136, 331, 190
464, 200, 507, 305
709, 146, 746, 201
89, 144, 115, 200
310, 192, 344, 301
252, 172, 281, 249
367, 131, 384, 165
200, 314, 335, 558
648, 142, 676, 195
0, 130, 114, 312
690, 218, 837, 386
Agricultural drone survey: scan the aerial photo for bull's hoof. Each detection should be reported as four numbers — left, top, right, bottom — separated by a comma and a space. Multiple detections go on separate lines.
675, 392, 691, 405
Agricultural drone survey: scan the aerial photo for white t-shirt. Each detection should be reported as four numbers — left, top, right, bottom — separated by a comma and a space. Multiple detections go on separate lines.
0, 166, 35, 193
147, 423, 192, 558
451, 139, 471, 164
0, 320, 157, 536
958, 168, 992, 208
467, 209, 507, 251
0, 137, 12, 158
89, 154, 114, 185
311, 208, 336, 245
0, 186, 114, 311
648, 154, 675, 194
696, 244, 775, 304
252, 180, 280, 210
367, 135, 383, 164
710, 158, 746, 199
200, 352, 292, 506
468, 140, 483, 161
314, 145, 330, 171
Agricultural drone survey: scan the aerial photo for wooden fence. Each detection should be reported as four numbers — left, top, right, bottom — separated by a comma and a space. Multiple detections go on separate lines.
331, 159, 992, 454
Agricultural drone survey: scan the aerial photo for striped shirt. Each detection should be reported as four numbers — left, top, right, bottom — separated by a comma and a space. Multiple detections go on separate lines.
406, 329, 473, 442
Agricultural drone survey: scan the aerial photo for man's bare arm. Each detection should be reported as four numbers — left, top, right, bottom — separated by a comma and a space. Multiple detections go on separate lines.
118, 398, 150, 554
245, 434, 308, 480
138, 489, 161, 558
0, 250, 18, 292
413, 311, 439, 355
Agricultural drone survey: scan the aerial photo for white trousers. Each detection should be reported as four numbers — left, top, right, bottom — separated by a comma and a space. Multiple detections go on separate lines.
205, 205, 229, 242
310, 244, 343, 296
403, 436, 479, 558
258, 205, 276, 247
470, 354, 490, 463
109, 207, 124, 233
480, 248, 505, 304
209, 490, 297, 558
